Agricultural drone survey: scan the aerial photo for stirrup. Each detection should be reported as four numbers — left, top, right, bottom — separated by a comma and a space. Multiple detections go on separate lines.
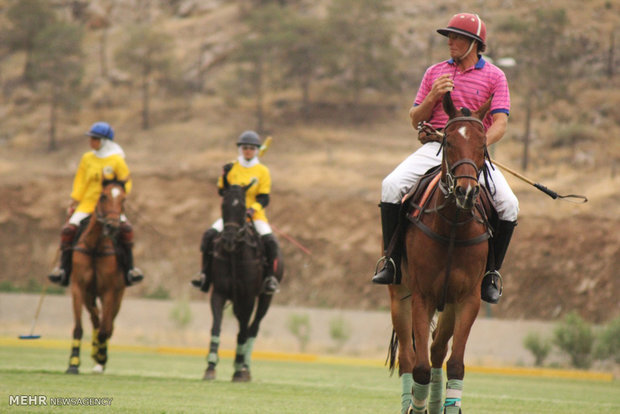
262, 275, 280, 295
126, 268, 144, 286
374, 256, 395, 275
481, 270, 503, 304
484, 270, 504, 296
191, 273, 204, 289
372, 256, 395, 284
48, 268, 68, 286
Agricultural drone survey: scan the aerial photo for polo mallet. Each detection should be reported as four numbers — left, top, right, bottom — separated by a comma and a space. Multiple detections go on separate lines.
259, 135, 272, 157
489, 159, 588, 203
423, 125, 588, 203
19, 247, 60, 340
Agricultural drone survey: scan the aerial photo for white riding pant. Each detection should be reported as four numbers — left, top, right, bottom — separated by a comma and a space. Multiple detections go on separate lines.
381, 142, 519, 221
211, 218, 272, 236
69, 211, 128, 226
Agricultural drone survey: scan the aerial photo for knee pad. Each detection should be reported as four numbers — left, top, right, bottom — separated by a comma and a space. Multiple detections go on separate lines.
201, 228, 219, 253
119, 222, 133, 244
61, 224, 78, 244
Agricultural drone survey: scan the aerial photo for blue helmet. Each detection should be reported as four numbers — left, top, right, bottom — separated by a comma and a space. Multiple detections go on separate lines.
85, 122, 114, 140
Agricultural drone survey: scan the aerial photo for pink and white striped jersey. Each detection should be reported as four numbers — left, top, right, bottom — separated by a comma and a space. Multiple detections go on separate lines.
413, 57, 510, 131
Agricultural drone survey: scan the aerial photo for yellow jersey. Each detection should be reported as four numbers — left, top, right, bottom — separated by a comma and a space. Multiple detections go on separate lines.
71, 151, 132, 214
217, 161, 271, 222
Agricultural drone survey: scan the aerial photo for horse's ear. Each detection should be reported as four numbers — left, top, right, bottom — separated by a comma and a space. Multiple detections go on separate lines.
474, 94, 493, 120
442, 92, 457, 119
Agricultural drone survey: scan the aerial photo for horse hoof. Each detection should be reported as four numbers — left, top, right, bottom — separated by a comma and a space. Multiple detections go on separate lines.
203, 368, 216, 381
92, 364, 105, 374
65, 366, 79, 375
232, 368, 251, 382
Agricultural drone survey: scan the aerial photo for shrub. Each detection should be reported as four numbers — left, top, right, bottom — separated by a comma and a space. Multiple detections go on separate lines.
287, 313, 311, 352
329, 316, 351, 350
169, 299, 192, 330
552, 312, 594, 369
523, 332, 551, 366
595, 316, 620, 364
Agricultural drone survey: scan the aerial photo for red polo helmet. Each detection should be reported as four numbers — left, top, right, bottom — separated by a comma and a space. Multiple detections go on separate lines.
437, 13, 486, 46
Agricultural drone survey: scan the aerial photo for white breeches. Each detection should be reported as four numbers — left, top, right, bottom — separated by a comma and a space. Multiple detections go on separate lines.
381, 142, 519, 221
69, 211, 127, 226
211, 218, 272, 236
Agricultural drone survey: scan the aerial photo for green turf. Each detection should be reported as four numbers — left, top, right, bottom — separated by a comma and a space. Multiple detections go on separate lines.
1, 345, 618, 413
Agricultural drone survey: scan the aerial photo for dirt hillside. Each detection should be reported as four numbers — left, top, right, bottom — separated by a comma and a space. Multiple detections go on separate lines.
0, 0, 619, 324
1, 119, 619, 324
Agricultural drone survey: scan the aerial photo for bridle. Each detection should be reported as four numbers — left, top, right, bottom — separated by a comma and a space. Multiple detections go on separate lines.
74, 183, 124, 257
438, 116, 486, 207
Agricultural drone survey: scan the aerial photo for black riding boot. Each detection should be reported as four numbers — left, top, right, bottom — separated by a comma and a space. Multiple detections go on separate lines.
192, 228, 218, 292
48, 224, 77, 287
261, 234, 281, 295
119, 222, 143, 286
372, 202, 402, 285
481, 220, 517, 304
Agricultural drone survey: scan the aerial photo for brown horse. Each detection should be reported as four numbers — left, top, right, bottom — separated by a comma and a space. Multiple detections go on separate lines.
65, 178, 127, 374
203, 182, 283, 382
389, 92, 493, 414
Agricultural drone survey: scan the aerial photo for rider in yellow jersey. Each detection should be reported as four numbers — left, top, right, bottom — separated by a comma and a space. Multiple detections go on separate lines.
48, 122, 143, 287
192, 130, 281, 294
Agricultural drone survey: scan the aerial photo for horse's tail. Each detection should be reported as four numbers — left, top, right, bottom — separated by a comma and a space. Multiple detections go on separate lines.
387, 329, 398, 375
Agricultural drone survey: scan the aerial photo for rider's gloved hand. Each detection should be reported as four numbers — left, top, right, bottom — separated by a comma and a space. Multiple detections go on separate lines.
245, 208, 255, 218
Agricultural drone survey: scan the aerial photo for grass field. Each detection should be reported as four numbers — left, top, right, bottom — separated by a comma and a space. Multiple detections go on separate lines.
1, 341, 619, 413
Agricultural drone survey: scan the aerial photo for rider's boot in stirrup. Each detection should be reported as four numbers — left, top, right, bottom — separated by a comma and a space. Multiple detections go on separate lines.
48, 224, 77, 287
481, 220, 517, 304
372, 202, 402, 285
119, 222, 143, 286
261, 234, 281, 295
192, 228, 218, 292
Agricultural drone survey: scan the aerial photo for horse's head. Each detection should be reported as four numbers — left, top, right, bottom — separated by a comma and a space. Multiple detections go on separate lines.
97, 177, 126, 238
440, 92, 491, 211
220, 180, 255, 252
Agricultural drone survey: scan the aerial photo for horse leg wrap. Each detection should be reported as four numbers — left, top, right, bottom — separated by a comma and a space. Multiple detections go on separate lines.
244, 337, 256, 370
400, 373, 413, 414
428, 368, 444, 414
443, 379, 463, 414
234, 344, 246, 372
94, 340, 108, 365
91, 329, 100, 359
411, 381, 430, 413
69, 339, 81, 368
207, 336, 220, 366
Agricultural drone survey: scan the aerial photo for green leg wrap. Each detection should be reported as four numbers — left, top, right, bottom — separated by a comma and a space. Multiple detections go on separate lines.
207, 336, 220, 366
428, 368, 443, 414
234, 343, 246, 372
244, 337, 256, 370
400, 373, 413, 414
444, 379, 463, 414
411, 381, 430, 414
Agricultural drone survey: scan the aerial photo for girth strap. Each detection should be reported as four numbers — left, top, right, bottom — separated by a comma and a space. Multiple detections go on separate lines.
410, 218, 490, 247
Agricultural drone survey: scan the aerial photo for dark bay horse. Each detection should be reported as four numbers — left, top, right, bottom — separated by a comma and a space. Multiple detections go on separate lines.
203, 182, 283, 382
66, 178, 127, 374
389, 92, 493, 414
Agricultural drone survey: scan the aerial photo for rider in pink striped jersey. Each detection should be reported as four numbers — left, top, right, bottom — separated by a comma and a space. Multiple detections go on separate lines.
372, 13, 518, 305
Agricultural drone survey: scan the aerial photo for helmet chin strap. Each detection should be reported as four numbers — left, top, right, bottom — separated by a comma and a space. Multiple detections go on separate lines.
454, 39, 476, 63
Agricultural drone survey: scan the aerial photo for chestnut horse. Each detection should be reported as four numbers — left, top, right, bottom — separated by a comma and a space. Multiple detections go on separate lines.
66, 178, 127, 374
203, 182, 283, 382
389, 92, 493, 414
